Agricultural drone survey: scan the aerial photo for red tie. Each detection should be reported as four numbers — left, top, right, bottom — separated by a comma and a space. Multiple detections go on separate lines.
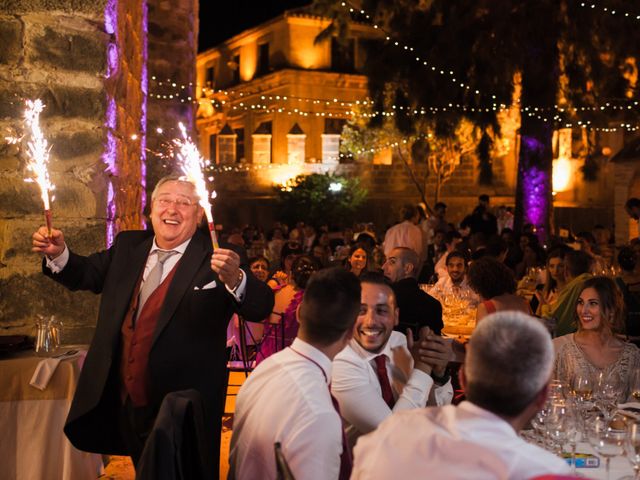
374, 355, 396, 409
330, 392, 353, 480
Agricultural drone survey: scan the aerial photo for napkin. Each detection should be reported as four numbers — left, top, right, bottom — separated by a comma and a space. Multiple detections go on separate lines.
29, 351, 82, 391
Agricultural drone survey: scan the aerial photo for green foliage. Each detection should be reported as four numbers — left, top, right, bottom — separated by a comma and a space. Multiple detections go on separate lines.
274, 173, 368, 227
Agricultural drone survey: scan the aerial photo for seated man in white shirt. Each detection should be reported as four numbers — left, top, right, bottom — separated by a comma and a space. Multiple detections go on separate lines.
331, 272, 454, 450
433, 250, 479, 305
351, 311, 572, 480
229, 268, 361, 480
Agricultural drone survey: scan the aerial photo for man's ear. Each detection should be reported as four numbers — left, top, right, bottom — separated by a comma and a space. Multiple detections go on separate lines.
459, 367, 467, 390
393, 307, 400, 327
405, 262, 415, 277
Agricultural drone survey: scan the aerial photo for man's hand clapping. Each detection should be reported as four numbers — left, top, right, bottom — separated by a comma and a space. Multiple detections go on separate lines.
408, 327, 452, 377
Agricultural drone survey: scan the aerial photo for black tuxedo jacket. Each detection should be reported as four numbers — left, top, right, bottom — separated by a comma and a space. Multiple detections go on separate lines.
392, 277, 444, 337
43, 228, 274, 463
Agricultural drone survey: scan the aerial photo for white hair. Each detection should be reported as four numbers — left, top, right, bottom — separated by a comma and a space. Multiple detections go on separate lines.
465, 311, 553, 416
150, 174, 199, 202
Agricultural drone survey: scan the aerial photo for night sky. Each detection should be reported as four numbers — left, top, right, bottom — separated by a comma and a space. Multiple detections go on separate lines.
198, 0, 312, 52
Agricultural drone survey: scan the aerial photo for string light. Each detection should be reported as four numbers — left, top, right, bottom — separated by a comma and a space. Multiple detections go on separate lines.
339, 1, 496, 101
578, 1, 640, 21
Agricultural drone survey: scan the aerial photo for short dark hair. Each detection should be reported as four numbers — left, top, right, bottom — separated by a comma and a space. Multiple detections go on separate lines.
467, 257, 516, 299
446, 250, 468, 266
626, 198, 640, 209
618, 247, 636, 272
478, 194, 490, 203
564, 250, 592, 278
435, 202, 447, 210
401, 204, 418, 221
359, 270, 393, 288
298, 268, 361, 346
359, 271, 397, 306
249, 256, 270, 269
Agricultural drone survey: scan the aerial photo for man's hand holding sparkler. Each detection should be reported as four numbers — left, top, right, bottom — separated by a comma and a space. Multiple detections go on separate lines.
210, 248, 244, 291
32, 226, 65, 259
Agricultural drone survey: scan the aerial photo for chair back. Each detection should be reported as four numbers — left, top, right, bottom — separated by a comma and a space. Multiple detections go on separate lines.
274, 442, 296, 480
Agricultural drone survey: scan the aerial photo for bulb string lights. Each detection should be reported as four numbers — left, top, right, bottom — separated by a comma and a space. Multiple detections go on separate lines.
577, 1, 640, 21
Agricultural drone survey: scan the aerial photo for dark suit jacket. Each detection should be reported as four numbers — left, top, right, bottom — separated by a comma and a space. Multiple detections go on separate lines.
43, 228, 274, 465
392, 277, 443, 337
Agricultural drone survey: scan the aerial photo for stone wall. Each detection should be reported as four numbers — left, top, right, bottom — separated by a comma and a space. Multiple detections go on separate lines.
0, 0, 154, 344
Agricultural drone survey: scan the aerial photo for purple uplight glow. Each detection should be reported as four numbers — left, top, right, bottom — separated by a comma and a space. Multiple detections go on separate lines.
140, 0, 148, 229
520, 134, 550, 239
522, 166, 548, 229
103, 0, 118, 247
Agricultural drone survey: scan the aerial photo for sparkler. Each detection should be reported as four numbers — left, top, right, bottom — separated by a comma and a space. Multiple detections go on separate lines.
23, 99, 55, 236
173, 122, 219, 249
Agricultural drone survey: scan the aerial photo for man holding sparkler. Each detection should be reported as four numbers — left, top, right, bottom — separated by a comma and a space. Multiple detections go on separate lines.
32, 175, 274, 476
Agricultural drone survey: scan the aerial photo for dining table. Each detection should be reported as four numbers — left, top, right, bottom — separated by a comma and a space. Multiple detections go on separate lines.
0, 346, 103, 480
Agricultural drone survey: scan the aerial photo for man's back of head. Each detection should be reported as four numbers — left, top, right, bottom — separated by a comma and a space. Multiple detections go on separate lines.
464, 311, 553, 418
564, 250, 593, 279
298, 267, 361, 348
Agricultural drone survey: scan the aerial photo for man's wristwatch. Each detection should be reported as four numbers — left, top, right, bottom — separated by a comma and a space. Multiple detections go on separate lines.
431, 369, 451, 385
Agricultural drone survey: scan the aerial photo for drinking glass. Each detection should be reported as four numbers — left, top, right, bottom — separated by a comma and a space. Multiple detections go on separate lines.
595, 372, 621, 420
630, 368, 640, 403
572, 373, 594, 406
587, 414, 625, 480
626, 421, 640, 480
546, 402, 569, 456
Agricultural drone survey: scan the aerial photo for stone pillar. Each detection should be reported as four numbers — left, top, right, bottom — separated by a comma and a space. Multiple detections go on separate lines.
145, 0, 198, 205
0, 0, 149, 343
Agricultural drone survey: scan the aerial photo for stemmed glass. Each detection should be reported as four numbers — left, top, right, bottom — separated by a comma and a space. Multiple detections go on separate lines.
547, 402, 581, 474
586, 414, 626, 480
629, 368, 640, 403
626, 421, 640, 480
595, 372, 621, 421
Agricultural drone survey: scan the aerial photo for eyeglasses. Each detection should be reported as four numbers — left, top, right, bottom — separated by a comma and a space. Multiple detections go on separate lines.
154, 196, 196, 209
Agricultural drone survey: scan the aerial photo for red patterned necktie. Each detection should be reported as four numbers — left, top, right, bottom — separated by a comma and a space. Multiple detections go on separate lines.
374, 354, 396, 408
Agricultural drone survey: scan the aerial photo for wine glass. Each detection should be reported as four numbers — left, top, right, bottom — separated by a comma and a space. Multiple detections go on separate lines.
586, 414, 625, 480
546, 401, 570, 456
572, 373, 594, 406
626, 421, 640, 480
595, 372, 621, 420
630, 368, 640, 403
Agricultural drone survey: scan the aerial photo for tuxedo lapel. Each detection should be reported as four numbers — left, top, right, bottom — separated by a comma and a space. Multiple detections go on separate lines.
111, 236, 153, 334
152, 231, 212, 345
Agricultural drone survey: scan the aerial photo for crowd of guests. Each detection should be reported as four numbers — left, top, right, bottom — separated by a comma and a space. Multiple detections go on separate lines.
224, 194, 640, 479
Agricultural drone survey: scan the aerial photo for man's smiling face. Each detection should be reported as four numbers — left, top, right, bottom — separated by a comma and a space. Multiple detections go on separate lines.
150, 180, 203, 250
353, 282, 399, 353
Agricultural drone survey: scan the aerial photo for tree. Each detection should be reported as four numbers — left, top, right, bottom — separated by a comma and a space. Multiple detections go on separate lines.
274, 172, 367, 227
313, 0, 640, 240
340, 100, 477, 207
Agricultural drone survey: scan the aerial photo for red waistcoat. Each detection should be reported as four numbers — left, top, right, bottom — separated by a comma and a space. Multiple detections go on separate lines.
120, 262, 179, 407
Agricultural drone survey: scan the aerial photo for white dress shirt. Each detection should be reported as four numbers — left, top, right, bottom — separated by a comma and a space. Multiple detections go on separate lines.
228, 338, 343, 480
383, 221, 424, 260
331, 331, 453, 449
351, 401, 572, 480
45, 237, 247, 301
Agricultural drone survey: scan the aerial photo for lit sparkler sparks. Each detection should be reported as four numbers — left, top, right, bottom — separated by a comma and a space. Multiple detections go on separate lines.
23, 99, 55, 236
173, 122, 219, 249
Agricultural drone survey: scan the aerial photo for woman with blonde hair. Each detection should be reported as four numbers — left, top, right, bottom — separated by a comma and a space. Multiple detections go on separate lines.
554, 276, 640, 403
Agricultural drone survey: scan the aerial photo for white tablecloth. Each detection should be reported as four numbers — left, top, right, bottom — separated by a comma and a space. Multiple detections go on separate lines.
0, 349, 103, 480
